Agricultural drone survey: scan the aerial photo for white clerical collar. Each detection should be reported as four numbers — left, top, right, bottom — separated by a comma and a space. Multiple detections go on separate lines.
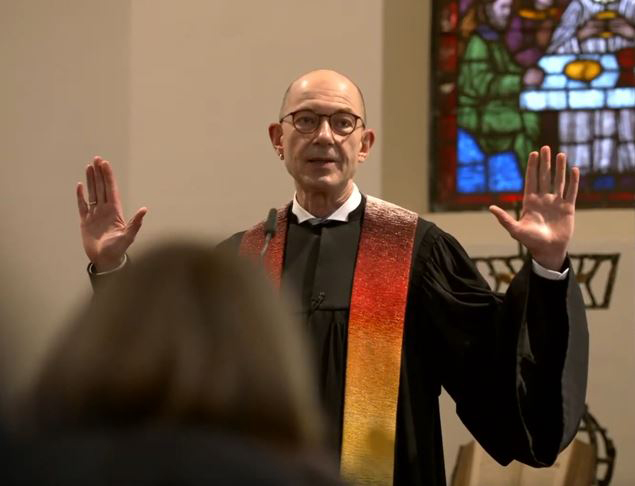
292, 184, 362, 223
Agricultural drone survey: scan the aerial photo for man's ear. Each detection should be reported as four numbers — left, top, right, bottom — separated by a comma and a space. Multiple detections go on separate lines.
268, 123, 284, 158
357, 129, 376, 162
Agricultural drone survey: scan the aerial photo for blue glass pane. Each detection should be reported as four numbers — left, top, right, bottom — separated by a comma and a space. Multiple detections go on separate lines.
566, 79, 588, 89
579, 54, 601, 62
521, 90, 569, 111
543, 74, 568, 89
569, 89, 605, 109
488, 152, 523, 192
520, 91, 546, 110
457, 129, 485, 164
600, 54, 619, 71
547, 90, 568, 110
607, 88, 635, 108
593, 175, 616, 191
591, 70, 619, 89
538, 55, 575, 74
457, 165, 486, 193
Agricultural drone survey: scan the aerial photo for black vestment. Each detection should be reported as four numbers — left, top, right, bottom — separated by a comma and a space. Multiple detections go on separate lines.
219, 196, 589, 486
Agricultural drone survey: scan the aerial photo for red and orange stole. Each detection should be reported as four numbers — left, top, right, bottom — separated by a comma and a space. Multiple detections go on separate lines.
239, 196, 418, 485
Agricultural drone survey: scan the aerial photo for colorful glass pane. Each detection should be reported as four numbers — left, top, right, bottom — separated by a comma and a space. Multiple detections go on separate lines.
431, 0, 635, 210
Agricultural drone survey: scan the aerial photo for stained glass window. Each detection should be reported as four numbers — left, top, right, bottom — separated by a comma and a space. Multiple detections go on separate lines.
431, 0, 635, 210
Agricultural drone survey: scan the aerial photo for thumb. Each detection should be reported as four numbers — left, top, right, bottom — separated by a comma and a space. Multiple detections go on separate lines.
489, 205, 518, 235
125, 207, 148, 240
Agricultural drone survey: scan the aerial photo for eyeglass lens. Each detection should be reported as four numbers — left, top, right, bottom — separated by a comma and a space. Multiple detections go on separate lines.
292, 110, 358, 135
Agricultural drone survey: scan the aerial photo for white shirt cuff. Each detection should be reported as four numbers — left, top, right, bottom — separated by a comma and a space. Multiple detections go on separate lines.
531, 259, 569, 281
88, 254, 128, 276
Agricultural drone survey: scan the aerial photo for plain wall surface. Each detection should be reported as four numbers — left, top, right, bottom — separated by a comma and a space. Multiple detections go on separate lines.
1, 0, 131, 403
128, 0, 382, 247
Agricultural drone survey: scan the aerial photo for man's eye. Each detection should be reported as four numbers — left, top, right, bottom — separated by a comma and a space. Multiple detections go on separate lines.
334, 117, 354, 129
297, 116, 316, 125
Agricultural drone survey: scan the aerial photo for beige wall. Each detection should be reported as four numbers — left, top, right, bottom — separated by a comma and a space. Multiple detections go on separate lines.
2, 0, 634, 484
127, 0, 382, 249
0, 0, 382, 402
382, 1, 635, 484
0, 0, 131, 406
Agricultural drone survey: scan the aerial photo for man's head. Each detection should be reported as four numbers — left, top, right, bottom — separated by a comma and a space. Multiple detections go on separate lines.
485, 0, 513, 31
268, 69, 375, 198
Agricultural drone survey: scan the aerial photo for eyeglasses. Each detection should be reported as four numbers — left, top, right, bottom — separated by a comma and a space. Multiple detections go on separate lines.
280, 109, 365, 136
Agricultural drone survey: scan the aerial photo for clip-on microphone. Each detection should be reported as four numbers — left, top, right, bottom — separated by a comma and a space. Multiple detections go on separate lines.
260, 208, 277, 258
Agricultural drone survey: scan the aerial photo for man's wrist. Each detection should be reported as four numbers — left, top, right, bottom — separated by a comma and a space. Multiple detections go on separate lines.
531, 250, 567, 272
89, 254, 128, 275
532, 258, 569, 281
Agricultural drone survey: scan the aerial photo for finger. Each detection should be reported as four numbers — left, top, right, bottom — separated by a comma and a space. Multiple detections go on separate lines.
523, 151, 539, 198
554, 152, 567, 198
125, 207, 148, 240
489, 205, 519, 235
94, 158, 108, 203
76, 182, 89, 218
101, 160, 120, 207
86, 163, 97, 205
539, 145, 551, 194
565, 166, 580, 205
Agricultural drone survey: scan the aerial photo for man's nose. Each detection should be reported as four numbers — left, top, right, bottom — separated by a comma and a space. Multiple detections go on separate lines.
313, 117, 335, 143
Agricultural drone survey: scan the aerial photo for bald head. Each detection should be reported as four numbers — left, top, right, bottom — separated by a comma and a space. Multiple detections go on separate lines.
279, 69, 367, 123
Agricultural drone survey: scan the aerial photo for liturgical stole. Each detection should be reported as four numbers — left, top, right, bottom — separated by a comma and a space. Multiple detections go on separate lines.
239, 196, 418, 485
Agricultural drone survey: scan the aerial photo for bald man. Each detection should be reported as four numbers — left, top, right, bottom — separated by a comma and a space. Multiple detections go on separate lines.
78, 69, 588, 486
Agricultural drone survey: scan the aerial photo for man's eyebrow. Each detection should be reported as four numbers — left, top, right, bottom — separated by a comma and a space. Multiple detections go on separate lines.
293, 105, 358, 115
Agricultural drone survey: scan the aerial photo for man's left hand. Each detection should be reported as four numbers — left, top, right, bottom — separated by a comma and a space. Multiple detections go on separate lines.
489, 146, 580, 271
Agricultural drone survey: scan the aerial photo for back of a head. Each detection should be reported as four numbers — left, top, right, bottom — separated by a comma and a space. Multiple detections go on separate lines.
27, 242, 324, 452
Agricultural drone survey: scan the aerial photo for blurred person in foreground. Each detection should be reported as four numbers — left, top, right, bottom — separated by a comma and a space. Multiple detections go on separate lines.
14, 243, 341, 485
76, 69, 588, 485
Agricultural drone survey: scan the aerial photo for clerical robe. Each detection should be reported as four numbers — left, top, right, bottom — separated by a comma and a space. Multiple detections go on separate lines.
219, 196, 588, 486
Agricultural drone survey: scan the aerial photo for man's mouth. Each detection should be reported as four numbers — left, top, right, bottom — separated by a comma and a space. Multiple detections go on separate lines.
307, 158, 337, 163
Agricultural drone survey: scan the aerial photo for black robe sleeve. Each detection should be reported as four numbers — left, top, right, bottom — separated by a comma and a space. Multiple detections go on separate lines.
414, 223, 588, 467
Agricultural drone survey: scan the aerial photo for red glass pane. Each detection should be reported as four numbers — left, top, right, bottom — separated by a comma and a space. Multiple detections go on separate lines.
616, 48, 635, 69
439, 82, 457, 114
439, 35, 458, 72
455, 195, 494, 204
617, 71, 635, 87
497, 193, 523, 203
440, 1, 458, 33
438, 144, 457, 198
439, 115, 457, 143
608, 192, 635, 202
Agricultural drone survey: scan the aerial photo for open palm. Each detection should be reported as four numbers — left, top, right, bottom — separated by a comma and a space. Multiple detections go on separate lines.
76, 157, 147, 272
489, 146, 579, 271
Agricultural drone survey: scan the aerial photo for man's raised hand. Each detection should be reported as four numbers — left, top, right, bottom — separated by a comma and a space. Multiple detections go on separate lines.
489, 146, 580, 271
76, 156, 147, 272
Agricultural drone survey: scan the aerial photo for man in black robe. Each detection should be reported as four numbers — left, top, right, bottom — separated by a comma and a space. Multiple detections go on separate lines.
76, 69, 588, 485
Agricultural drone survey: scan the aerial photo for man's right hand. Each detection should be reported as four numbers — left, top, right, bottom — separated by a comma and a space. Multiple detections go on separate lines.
76, 156, 147, 272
